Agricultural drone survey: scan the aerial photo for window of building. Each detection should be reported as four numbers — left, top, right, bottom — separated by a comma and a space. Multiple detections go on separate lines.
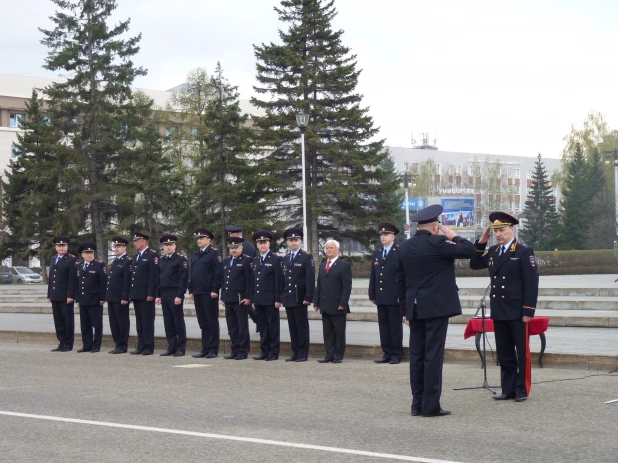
11, 146, 20, 159
404, 162, 419, 173
526, 169, 533, 180
43, 116, 51, 126
188, 127, 198, 137
512, 168, 520, 178
455, 165, 462, 175
432, 163, 441, 175
466, 165, 473, 176
9, 113, 25, 128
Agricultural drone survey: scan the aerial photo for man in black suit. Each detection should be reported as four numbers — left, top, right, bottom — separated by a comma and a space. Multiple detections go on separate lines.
314, 239, 352, 363
75, 241, 107, 353
126, 231, 159, 355
470, 211, 539, 402
397, 204, 477, 417
188, 228, 223, 358
251, 230, 283, 361
281, 227, 315, 362
48, 236, 77, 352
369, 222, 404, 364
156, 234, 189, 357
106, 236, 132, 354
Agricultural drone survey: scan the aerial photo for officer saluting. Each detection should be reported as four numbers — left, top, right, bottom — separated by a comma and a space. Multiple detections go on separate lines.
470, 212, 539, 402
75, 241, 107, 353
221, 236, 253, 360
251, 230, 283, 361
156, 234, 189, 357
126, 231, 159, 355
369, 222, 404, 364
106, 236, 132, 354
48, 236, 77, 352
281, 227, 315, 362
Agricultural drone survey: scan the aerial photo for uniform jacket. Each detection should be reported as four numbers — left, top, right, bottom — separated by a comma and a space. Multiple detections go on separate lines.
105, 254, 132, 302
368, 244, 403, 306
470, 239, 539, 320
188, 246, 222, 296
397, 230, 477, 320
281, 250, 316, 307
156, 252, 189, 299
74, 260, 107, 306
125, 247, 159, 301
221, 254, 253, 303
315, 258, 352, 315
252, 251, 283, 305
48, 253, 77, 301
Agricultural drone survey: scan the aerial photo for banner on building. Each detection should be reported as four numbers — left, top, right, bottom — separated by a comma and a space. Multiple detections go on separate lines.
441, 198, 475, 229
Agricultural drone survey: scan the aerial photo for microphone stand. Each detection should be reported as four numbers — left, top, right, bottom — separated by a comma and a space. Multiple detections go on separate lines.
454, 284, 499, 393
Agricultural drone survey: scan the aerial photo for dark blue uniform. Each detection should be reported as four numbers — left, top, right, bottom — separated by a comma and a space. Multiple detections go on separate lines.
156, 252, 189, 354
75, 260, 107, 352
48, 253, 77, 350
221, 253, 253, 359
126, 247, 159, 354
281, 250, 315, 361
252, 251, 283, 359
105, 254, 132, 352
368, 244, 404, 362
470, 239, 539, 398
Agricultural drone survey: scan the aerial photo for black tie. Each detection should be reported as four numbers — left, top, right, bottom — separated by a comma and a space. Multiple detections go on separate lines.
230, 257, 234, 266
500, 245, 506, 256
83, 262, 88, 270
56, 256, 61, 265
260, 256, 264, 265
383, 249, 387, 259
200, 249, 204, 256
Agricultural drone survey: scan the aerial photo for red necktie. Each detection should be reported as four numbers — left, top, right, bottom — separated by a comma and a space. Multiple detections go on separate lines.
325, 260, 332, 275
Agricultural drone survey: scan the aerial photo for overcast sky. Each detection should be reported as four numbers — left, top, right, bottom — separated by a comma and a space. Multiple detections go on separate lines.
3, 0, 618, 159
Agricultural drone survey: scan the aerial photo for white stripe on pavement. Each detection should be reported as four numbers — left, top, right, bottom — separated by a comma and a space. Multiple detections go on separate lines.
0, 411, 466, 463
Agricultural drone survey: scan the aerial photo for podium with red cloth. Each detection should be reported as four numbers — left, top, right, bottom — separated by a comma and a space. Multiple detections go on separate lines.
464, 316, 550, 368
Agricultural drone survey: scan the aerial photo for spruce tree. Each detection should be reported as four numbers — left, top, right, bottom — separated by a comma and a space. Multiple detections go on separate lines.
40, 0, 147, 261
560, 143, 591, 250
586, 148, 615, 248
520, 154, 560, 250
251, 0, 394, 255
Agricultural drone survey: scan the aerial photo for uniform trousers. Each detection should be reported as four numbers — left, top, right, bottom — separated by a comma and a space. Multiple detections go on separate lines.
133, 299, 155, 353
409, 308, 449, 416
161, 294, 186, 353
377, 304, 404, 360
248, 305, 259, 331
51, 301, 75, 349
494, 319, 531, 398
285, 305, 310, 359
79, 304, 103, 350
194, 294, 220, 355
225, 302, 250, 356
254, 304, 280, 357
321, 312, 347, 361
107, 301, 130, 351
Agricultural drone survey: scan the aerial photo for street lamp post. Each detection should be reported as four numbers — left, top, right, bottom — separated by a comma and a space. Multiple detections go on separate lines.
403, 173, 411, 239
296, 113, 310, 244
604, 149, 618, 238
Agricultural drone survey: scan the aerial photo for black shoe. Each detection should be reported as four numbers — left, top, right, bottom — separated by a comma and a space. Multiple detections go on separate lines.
493, 394, 516, 401
108, 349, 119, 354
411, 408, 422, 416
51, 347, 62, 352
285, 356, 298, 362
332, 359, 343, 364
265, 356, 278, 361
77, 348, 91, 353
142, 351, 153, 356
294, 357, 308, 363
111, 349, 124, 354
253, 354, 268, 360
515, 395, 527, 402
192, 351, 208, 358
374, 357, 390, 364
423, 409, 451, 417
389, 358, 401, 364
130, 350, 144, 355
173, 352, 185, 357
206, 353, 218, 359
90, 348, 100, 353
160, 351, 175, 357
235, 355, 248, 360
317, 358, 332, 363
60, 347, 72, 352
224, 354, 237, 360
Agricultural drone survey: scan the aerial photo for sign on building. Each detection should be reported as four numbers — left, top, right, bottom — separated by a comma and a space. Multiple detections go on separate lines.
401, 198, 426, 210
441, 198, 475, 229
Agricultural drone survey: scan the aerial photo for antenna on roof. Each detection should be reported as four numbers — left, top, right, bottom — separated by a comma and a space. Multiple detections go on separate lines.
411, 133, 416, 146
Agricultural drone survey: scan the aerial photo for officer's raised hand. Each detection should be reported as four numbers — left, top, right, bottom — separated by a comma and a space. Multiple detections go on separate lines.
479, 226, 492, 244
437, 224, 457, 240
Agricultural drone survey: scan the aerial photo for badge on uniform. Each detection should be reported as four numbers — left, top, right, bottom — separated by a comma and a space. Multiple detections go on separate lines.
218, 256, 222, 262
153, 257, 158, 264
529, 256, 536, 267
183, 262, 188, 268
265, 263, 272, 267
294, 263, 302, 267
89, 270, 96, 274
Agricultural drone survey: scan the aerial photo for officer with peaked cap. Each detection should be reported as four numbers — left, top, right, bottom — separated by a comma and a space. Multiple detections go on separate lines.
397, 204, 477, 417
106, 236, 132, 354
470, 212, 539, 402
221, 236, 253, 360
251, 230, 284, 360
369, 222, 405, 364
75, 241, 107, 353
188, 228, 223, 358
48, 236, 77, 352
125, 231, 160, 355
281, 227, 315, 362
156, 234, 189, 357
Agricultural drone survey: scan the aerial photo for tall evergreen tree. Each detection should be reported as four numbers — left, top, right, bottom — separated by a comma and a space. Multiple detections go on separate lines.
40, 0, 147, 261
251, 0, 394, 255
520, 153, 559, 250
560, 143, 591, 250
586, 147, 615, 248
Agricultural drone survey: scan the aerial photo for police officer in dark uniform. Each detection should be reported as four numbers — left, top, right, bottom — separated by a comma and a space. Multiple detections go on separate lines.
221, 236, 253, 360
397, 205, 477, 417
156, 234, 189, 357
188, 228, 223, 358
281, 227, 315, 362
48, 236, 77, 352
369, 222, 404, 364
75, 241, 107, 353
106, 236, 132, 354
125, 231, 159, 355
470, 211, 539, 402
251, 230, 283, 361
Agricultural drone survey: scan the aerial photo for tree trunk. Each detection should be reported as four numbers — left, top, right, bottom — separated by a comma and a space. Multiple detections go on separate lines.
310, 146, 319, 256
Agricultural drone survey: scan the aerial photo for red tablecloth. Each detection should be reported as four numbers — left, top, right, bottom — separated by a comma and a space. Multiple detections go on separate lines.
464, 317, 550, 340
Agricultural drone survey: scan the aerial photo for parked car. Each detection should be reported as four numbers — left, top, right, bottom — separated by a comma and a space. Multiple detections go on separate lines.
11, 266, 43, 284
0, 266, 13, 284
30, 267, 45, 278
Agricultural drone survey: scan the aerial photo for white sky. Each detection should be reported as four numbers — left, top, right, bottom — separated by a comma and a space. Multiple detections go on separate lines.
3, 0, 618, 158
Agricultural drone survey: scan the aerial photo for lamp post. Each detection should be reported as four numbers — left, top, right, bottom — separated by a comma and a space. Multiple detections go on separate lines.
403, 173, 411, 239
604, 149, 618, 238
296, 112, 310, 244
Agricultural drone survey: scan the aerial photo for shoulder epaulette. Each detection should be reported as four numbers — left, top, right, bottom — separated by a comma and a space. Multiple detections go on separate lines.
178, 253, 184, 257
161, 254, 165, 257
212, 247, 218, 251
68, 254, 75, 257
242, 253, 251, 258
